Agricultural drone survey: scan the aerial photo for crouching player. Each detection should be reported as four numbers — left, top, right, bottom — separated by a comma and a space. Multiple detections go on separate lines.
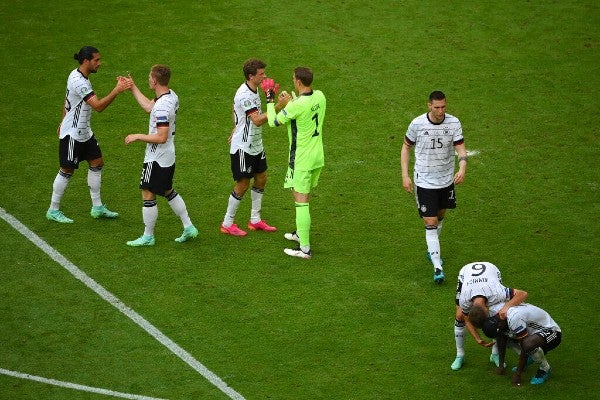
480, 303, 562, 386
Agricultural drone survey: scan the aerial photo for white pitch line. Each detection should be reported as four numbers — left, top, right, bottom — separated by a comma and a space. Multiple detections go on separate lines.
0, 207, 245, 400
0, 368, 165, 400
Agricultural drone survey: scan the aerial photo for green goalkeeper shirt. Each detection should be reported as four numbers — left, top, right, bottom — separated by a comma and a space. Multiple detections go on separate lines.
268, 90, 326, 171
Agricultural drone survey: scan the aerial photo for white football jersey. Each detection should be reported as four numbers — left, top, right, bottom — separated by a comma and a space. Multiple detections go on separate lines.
405, 112, 463, 189
59, 69, 95, 141
230, 82, 264, 155
457, 262, 508, 313
144, 90, 178, 167
490, 303, 561, 339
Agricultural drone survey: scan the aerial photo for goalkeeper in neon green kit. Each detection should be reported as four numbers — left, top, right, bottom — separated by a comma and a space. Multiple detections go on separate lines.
265, 67, 326, 259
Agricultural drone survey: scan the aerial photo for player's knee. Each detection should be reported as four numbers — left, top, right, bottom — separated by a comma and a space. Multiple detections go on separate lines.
59, 168, 74, 178
455, 307, 464, 319
522, 335, 545, 354
253, 172, 267, 187
165, 190, 178, 201
234, 180, 250, 195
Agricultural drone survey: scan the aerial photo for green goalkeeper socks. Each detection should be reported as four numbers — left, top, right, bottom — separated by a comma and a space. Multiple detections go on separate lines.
295, 202, 311, 248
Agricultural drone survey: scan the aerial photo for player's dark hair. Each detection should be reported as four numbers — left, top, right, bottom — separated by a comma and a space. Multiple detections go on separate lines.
151, 64, 171, 86
467, 304, 489, 329
243, 59, 266, 80
429, 90, 446, 102
74, 46, 99, 64
294, 67, 313, 86
482, 315, 502, 339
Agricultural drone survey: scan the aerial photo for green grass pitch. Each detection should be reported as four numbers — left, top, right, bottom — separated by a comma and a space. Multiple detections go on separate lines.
0, 1, 598, 399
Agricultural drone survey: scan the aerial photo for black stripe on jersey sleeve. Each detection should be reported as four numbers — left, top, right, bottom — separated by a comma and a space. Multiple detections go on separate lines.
245, 107, 259, 116
506, 288, 515, 300
83, 91, 95, 101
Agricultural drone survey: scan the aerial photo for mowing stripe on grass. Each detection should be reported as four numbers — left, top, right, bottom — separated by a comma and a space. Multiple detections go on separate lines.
0, 368, 165, 400
0, 207, 245, 400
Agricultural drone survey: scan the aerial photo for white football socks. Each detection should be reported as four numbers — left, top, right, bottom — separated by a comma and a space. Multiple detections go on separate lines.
250, 187, 264, 224
142, 200, 158, 236
88, 167, 103, 207
50, 170, 71, 210
223, 191, 242, 227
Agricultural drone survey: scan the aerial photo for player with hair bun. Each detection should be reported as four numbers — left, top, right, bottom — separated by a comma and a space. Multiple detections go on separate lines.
46, 46, 131, 223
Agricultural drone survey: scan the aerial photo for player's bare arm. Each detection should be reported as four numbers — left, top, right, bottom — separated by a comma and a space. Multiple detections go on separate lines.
56, 107, 66, 136
454, 142, 467, 185
497, 289, 528, 319
464, 314, 494, 348
400, 141, 413, 193
128, 76, 155, 113
227, 126, 235, 145
511, 345, 528, 386
87, 76, 131, 112
507, 332, 535, 386
495, 333, 508, 376
227, 104, 237, 144
249, 110, 267, 127
125, 126, 168, 145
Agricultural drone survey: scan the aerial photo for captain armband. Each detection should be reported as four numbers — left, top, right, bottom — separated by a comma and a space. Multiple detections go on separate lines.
458, 156, 468, 163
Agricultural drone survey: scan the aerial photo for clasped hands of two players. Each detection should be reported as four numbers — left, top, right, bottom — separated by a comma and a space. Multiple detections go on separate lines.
116, 74, 134, 92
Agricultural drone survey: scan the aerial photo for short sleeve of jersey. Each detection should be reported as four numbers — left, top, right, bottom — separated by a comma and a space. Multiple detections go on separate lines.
154, 106, 170, 128
507, 308, 528, 338
452, 119, 464, 145
74, 78, 94, 102
404, 118, 419, 145
241, 95, 259, 116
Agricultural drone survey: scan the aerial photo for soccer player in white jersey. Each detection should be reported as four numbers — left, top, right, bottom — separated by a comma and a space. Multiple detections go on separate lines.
124, 65, 198, 246
451, 261, 528, 371
46, 46, 131, 223
220, 59, 280, 237
401, 91, 468, 283
482, 303, 562, 386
